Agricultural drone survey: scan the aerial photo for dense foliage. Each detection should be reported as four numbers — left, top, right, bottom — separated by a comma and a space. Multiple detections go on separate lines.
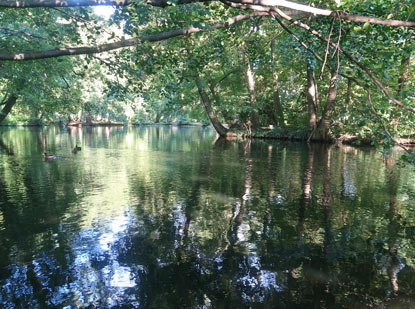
0, 0, 414, 145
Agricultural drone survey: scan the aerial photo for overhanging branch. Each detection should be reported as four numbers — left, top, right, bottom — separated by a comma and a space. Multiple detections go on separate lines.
0, 12, 268, 60
1, 0, 414, 28
0, 0, 210, 8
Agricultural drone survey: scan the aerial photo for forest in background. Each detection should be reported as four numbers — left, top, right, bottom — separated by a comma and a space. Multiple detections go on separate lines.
0, 0, 414, 150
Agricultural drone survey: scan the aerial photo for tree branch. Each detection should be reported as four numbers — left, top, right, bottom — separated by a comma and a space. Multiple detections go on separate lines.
51, 7, 123, 40
0, 25, 125, 71
0, 12, 268, 60
229, 0, 415, 28
213, 68, 240, 87
319, 17, 335, 80
0, 0, 210, 8
0, 26, 72, 47
1, 0, 129, 8
0, 95, 18, 123
2, 0, 414, 28
0, 91, 9, 105
272, 9, 415, 114
276, 16, 411, 151
61, 75, 71, 88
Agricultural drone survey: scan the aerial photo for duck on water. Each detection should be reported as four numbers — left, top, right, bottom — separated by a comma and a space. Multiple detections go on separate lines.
43, 153, 56, 159
45, 145, 82, 158
72, 144, 82, 154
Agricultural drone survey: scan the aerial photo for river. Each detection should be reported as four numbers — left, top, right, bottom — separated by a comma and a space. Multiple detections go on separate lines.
0, 126, 414, 308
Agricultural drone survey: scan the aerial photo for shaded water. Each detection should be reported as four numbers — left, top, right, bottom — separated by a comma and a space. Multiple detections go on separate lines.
0, 126, 415, 308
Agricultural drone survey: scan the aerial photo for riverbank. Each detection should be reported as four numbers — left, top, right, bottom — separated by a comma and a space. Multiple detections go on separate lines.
2, 121, 414, 146
0, 120, 127, 127
226, 127, 415, 147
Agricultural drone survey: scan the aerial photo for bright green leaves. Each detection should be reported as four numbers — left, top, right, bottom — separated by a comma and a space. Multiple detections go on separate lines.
1, 0, 415, 151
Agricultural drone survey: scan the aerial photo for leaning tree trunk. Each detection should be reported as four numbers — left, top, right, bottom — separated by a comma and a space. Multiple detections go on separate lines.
271, 39, 285, 127
0, 95, 18, 124
195, 76, 229, 137
313, 71, 338, 142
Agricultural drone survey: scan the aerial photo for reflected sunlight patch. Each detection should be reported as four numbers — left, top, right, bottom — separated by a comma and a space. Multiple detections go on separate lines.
93, 6, 115, 20
0, 211, 3, 231
67, 208, 139, 306
105, 264, 136, 288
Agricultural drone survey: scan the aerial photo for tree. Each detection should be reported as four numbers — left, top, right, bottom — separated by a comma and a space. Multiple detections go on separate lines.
0, 0, 414, 154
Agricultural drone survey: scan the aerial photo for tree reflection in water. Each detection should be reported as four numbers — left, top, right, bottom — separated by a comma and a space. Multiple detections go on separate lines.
1, 126, 415, 308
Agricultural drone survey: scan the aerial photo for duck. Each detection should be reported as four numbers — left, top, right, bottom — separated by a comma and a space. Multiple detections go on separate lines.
43, 152, 55, 159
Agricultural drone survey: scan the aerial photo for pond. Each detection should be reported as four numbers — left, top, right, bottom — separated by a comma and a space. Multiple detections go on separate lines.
0, 126, 415, 308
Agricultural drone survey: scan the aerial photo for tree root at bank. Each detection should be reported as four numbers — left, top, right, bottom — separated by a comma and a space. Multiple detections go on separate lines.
225, 127, 415, 147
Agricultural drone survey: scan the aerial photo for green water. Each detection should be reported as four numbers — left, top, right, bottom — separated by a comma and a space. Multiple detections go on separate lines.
0, 126, 415, 308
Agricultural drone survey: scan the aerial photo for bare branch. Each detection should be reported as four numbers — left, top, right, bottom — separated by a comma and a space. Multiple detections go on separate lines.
337, 14, 415, 28
229, 0, 415, 28
61, 75, 71, 88
319, 17, 334, 80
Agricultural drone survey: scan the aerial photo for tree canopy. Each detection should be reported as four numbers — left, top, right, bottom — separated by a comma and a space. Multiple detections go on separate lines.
1, 0, 414, 152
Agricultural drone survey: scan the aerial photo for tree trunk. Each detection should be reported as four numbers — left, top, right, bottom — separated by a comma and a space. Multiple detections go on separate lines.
195, 76, 229, 137
29, 110, 41, 126
391, 54, 411, 131
306, 65, 319, 134
397, 55, 410, 95
85, 113, 93, 125
154, 112, 161, 123
243, 51, 260, 128
343, 79, 352, 125
206, 70, 240, 127
208, 82, 221, 105
271, 39, 285, 127
313, 71, 338, 142
0, 95, 18, 124
76, 109, 83, 122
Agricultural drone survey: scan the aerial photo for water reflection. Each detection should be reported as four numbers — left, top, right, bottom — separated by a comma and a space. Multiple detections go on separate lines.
0, 126, 415, 308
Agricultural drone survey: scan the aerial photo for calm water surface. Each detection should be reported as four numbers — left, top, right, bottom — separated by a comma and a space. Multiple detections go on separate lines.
0, 126, 415, 308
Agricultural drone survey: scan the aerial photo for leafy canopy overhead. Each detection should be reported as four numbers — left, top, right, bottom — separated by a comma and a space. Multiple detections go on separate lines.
0, 0, 414, 152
